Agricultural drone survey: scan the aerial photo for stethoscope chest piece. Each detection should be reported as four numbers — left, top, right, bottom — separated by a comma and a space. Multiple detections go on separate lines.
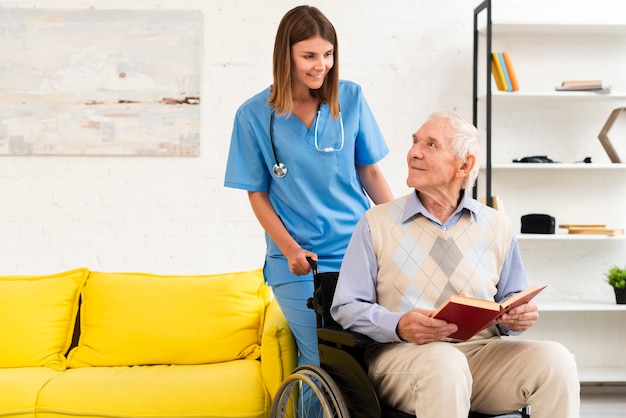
269, 110, 289, 178
273, 162, 287, 178
269, 104, 342, 179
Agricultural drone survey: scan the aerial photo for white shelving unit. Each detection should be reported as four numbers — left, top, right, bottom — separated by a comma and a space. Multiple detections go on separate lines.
473, 1, 626, 386
482, 91, 626, 99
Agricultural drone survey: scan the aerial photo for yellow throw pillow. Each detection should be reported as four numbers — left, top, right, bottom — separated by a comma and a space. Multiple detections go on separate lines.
68, 268, 269, 367
0, 268, 89, 370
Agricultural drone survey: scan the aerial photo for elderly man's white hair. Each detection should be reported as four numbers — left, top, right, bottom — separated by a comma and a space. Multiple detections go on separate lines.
427, 111, 481, 190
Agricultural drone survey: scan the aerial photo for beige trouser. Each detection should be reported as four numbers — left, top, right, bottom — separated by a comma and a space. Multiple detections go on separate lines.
365, 338, 580, 418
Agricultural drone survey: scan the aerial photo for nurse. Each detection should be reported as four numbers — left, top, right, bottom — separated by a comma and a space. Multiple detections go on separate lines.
224, 5, 393, 367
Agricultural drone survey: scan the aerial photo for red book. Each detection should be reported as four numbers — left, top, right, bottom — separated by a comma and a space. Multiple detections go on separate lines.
431, 284, 546, 340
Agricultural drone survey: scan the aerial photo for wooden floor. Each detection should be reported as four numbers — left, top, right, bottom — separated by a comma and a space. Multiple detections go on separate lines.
580, 385, 626, 417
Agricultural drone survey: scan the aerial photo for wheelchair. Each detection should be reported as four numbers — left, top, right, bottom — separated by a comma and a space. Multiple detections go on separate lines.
270, 261, 531, 418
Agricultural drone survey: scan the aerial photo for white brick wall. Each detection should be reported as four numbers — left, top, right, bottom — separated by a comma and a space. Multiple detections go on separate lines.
0, 0, 621, 274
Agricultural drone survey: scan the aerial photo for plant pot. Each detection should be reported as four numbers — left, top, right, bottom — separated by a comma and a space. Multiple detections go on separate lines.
614, 287, 626, 304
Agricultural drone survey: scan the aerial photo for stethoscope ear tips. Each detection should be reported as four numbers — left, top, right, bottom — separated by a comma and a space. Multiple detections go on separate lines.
273, 163, 287, 178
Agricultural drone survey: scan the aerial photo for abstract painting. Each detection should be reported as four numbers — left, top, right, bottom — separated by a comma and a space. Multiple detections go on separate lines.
0, 9, 202, 156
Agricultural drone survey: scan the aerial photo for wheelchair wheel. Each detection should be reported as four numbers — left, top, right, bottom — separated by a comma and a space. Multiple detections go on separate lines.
271, 365, 350, 418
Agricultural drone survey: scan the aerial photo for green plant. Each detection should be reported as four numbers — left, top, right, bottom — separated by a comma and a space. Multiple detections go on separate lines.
606, 266, 626, 289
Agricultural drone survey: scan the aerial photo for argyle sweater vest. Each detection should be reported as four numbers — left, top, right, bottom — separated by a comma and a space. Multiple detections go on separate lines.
366, 194, 513, 338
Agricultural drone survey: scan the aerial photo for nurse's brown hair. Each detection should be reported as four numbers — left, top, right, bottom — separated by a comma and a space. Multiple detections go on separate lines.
268, 5, 340, 118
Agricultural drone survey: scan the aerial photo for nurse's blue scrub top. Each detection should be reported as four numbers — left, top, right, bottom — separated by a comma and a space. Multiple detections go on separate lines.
224, 80, 389, 286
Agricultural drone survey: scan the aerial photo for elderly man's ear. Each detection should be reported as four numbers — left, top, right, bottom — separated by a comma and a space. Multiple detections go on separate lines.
457, 154, 477, 177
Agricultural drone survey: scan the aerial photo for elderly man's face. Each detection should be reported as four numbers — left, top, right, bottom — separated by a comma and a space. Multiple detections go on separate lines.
406, 118, 463, 192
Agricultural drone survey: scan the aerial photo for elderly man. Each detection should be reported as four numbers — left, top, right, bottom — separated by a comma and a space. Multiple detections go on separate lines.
331, 111, 580, 418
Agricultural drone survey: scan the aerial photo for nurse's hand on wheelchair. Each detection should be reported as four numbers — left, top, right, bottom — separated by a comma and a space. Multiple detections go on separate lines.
286, 248, 318, 276
396, 308, 458, 344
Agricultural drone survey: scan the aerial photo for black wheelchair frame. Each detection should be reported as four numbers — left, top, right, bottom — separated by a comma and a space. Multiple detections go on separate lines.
270, 262, 531, 418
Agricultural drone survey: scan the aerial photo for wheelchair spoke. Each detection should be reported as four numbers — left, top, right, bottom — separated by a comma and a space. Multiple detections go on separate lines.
271, 366, 351, 418
294, 365, 351, 417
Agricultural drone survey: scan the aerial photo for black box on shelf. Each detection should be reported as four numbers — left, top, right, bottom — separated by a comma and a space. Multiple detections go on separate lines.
521, 214, 555, 234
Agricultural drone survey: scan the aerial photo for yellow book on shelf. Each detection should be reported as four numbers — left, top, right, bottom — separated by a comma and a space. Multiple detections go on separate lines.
502, 51, 519, 91
490, 52, 507, 91
497, 52, 513, 91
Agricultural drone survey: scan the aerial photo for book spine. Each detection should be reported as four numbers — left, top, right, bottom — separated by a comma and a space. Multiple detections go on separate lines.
502, 51, 519, 91
490, 52, 507, 91
497, 52, 513, 91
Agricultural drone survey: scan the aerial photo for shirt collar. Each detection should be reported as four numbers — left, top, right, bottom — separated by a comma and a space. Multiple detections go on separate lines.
401, 189, 480, 225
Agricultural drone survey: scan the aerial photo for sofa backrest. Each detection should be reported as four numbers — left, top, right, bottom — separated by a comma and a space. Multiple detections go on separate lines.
2, 267, 269, 371
0, 268, 89, 371
67, 268, 269, 367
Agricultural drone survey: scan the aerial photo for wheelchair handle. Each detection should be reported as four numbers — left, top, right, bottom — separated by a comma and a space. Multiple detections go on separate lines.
306, 256, 318, 276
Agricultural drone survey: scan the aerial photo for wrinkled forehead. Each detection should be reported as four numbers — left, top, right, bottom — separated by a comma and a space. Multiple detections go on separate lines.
412, 118, 451, 142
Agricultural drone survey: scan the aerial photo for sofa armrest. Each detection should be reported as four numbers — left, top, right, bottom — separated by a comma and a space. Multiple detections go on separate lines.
261, 298, 297, 402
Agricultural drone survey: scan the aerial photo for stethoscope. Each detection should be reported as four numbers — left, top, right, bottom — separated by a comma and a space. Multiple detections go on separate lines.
270, 105, 344, 178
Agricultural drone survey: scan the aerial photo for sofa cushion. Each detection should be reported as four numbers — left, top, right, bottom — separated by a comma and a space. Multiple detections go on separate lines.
0, 268, 89, 370
68, 268, 269, 367
36, 362, 269, 418
0, 367, 63, 418
261, 298, 298, 402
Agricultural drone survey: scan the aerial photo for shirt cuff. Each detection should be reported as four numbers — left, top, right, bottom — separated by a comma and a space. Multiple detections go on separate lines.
379, 312, 405, 343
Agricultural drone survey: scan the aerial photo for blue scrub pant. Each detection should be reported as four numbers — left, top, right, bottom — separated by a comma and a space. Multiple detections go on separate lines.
272, 280, 320, 367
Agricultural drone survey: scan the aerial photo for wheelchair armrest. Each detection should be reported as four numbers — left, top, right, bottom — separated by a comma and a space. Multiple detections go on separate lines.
317, 326, 374, 348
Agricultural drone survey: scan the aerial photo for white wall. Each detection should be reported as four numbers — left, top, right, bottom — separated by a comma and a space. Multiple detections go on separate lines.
0, 0, 623, 275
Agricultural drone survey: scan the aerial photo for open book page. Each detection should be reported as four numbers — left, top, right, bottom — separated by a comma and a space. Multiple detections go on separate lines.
499, 284, 547, 313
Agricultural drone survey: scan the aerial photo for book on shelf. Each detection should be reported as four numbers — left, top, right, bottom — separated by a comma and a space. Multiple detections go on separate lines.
497, 52, 513, 91
502, 51, 519, 91
561, 80, 602, 88
491, 51, 519, 92
479, 195, 505, 214
431, 284, 547, 340
490, 52, 507, 91
559, 223, 624, 236
555, 80, 612, 93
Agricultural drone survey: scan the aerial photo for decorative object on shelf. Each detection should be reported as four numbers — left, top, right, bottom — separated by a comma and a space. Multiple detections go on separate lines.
598, 107, 626, 163
559, 224, 624, 236
512, 155, 555, 163
605, 265, 626, 304
521, 214, 555, 234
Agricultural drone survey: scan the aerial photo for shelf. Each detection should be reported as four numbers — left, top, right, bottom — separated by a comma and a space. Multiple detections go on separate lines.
517, 234, 626, 241
483, 163, 626, 170
579, 366, 626, 384
478, 91, 626, 101
479, 22, 626, 36
537, 298, 626, 312
474, 4, 626, 381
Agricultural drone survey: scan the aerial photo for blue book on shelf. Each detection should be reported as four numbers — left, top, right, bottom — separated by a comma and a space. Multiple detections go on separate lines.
497, 52, 513, 91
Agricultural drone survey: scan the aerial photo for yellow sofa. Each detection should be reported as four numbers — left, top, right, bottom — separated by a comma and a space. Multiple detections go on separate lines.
0, 267, 297, 418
